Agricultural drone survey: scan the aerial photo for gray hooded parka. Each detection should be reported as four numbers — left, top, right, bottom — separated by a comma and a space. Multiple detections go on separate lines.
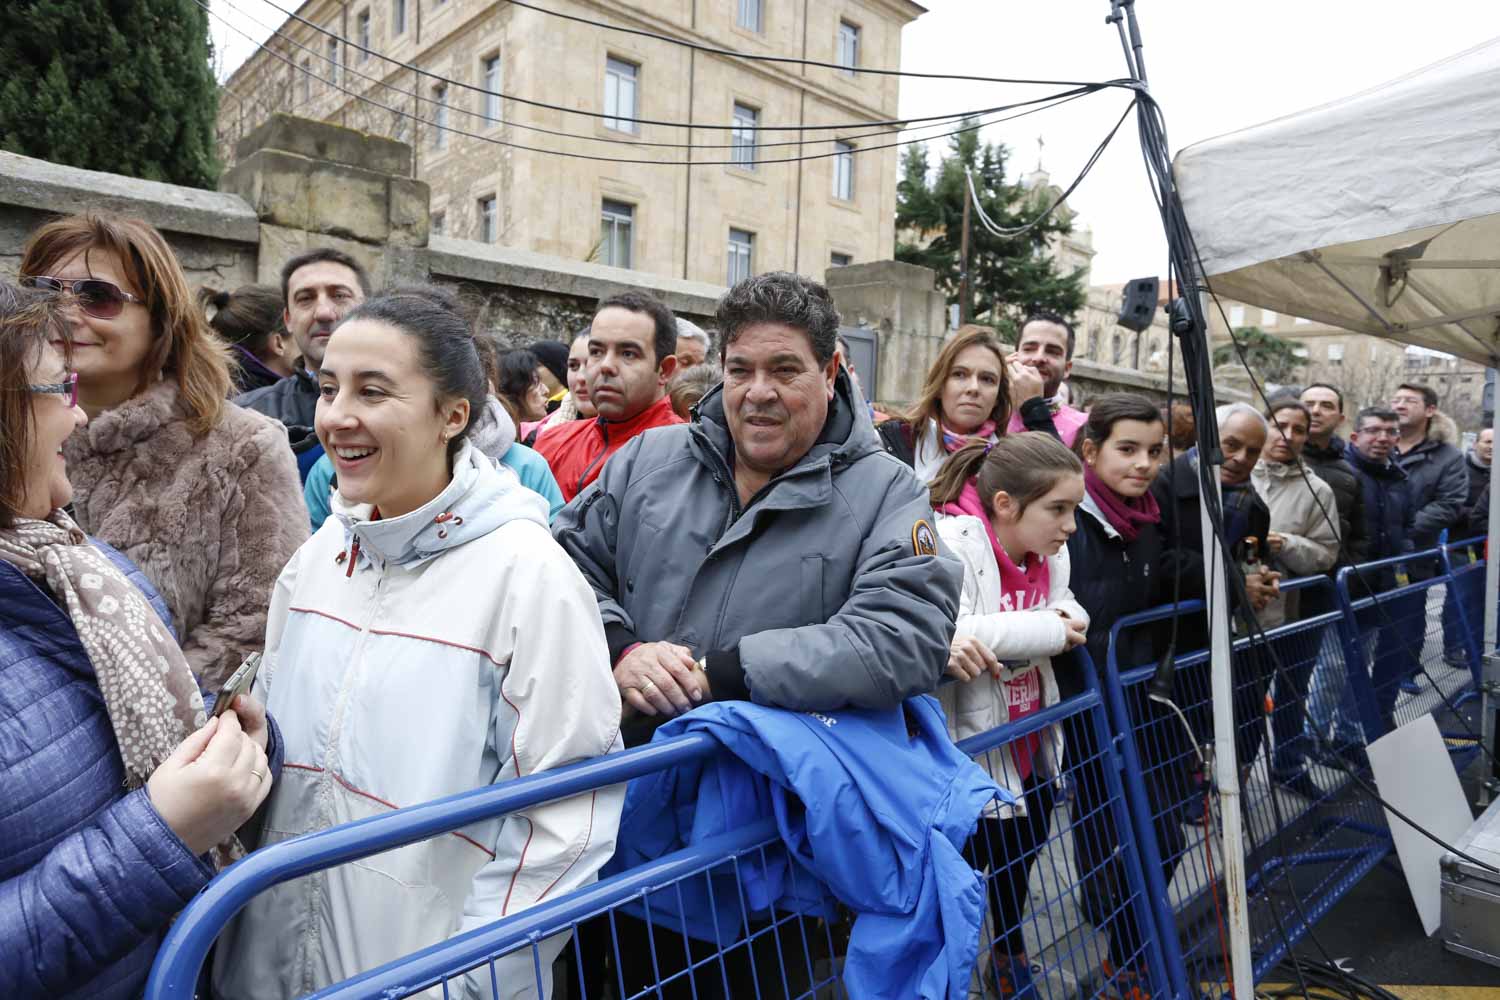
553, 371, 961, 725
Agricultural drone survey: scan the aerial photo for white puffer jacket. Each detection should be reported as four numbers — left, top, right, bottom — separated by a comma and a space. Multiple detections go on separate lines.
935, 514, 1088, 818
213, 443, 624, 1000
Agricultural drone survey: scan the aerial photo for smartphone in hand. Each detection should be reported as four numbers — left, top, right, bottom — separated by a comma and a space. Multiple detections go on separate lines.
211, 652, 263, 719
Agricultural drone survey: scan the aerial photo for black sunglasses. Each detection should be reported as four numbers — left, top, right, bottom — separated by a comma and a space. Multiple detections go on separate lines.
20, 275, 143, 320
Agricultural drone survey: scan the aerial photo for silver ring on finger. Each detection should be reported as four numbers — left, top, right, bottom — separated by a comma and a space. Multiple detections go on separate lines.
639, 677, 657, 694
251, 768, 266, 781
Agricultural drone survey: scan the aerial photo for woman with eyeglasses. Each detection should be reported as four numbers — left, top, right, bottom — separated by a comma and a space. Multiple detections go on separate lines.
19, 213, 308, 688
0, 283, 281, 999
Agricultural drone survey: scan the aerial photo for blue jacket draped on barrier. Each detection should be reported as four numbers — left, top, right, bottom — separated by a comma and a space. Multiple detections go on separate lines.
604, 695, 1007, 1000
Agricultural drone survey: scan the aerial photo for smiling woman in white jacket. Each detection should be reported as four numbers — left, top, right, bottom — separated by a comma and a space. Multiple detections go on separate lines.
214, 291, 623, 1000
927, 432, 1089, 997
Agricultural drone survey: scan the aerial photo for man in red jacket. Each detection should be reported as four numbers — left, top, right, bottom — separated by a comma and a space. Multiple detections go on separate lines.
536, 290, 686, 502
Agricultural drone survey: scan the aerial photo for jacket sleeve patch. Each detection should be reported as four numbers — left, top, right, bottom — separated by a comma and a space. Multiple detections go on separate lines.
912, 519, 938, 557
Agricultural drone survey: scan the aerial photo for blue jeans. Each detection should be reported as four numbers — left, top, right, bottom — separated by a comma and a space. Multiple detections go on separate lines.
1304, 626, 1366, 747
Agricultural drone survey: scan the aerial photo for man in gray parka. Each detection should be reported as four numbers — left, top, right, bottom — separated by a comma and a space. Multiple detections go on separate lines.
553, 271, 960, 742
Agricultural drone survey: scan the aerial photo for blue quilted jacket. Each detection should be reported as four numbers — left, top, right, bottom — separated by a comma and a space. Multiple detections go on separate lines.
0, 538, 281, 1000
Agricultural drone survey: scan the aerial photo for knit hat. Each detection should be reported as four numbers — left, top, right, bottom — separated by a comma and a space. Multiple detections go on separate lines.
529, 339, 570, 385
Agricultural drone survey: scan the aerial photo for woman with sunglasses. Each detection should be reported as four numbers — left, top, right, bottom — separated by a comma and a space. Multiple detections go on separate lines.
19, 213, 308, 688
0, 283, 280, 999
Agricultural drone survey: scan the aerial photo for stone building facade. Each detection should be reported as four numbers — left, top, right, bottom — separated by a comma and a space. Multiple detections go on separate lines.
218, 0, 923, 288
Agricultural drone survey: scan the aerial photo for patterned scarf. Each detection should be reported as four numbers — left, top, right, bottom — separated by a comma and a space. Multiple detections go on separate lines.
0, 511, 241, 866
940, 418, 998, 454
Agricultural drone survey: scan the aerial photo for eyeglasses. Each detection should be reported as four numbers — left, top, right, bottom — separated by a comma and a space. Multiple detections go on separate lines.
20, 275, 143, 320
30, 372, 79, 408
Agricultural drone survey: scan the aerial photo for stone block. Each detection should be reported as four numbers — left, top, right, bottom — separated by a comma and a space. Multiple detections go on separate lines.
255, 225, 309, 286
306, 164, 389, 243
235, 114, 411, 177
387, 177, 431, 247
221, 150, 312, 231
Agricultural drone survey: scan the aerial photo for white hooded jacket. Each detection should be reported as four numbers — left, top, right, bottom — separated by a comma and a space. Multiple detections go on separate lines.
935, 514, 1087, 818
214, 443, 624, 1000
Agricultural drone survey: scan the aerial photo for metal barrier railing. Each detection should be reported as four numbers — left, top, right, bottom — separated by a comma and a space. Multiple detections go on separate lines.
147, 545, 1489, 1000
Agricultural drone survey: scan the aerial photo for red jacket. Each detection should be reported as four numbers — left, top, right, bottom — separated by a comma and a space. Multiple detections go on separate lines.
535, 395, 685, 502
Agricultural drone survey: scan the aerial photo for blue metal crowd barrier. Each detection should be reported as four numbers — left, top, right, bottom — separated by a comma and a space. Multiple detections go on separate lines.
148, 653, 1173, 1000
148, 544, 1490, 1000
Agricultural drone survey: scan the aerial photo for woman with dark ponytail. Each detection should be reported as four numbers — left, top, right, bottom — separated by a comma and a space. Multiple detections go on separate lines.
928, 432, 1089, 996
214, 290, 623, 1000
199, 284, 292, 393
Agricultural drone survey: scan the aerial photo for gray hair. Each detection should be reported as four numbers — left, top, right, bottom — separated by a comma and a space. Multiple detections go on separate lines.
716, 271, 840, 364
676, 318, 711, 350
1216, 402, 1269, 434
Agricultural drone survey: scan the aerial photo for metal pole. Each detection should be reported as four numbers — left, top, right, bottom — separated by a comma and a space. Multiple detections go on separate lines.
1482, 370, 1500, 803
1199, 293, 1255, 1000
960, 184, 972, 325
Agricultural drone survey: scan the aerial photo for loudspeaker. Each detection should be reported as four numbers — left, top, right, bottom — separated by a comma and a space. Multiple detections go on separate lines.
1117, 276, 1160, 333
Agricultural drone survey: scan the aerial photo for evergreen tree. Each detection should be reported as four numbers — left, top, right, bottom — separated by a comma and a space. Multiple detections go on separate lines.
896, 122, 1085, 337
1213, 326, 1306, 384
0, 0, 220, 188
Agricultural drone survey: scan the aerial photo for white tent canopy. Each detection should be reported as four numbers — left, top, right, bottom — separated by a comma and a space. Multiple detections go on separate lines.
1173, 36, 1500, 367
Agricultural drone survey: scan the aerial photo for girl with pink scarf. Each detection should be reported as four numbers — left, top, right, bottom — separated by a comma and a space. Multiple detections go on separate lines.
928, 432, 1089, 996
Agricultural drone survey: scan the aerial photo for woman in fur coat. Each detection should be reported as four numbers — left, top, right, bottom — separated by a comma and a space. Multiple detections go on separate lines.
19, 214, 307, 688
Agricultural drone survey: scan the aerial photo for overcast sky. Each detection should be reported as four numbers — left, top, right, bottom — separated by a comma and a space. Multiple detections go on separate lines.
213, 0, 1500, 286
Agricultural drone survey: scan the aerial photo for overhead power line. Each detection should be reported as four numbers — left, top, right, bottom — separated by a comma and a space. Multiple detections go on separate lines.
204, 0, 1130, 169
215, 0, 1092, 154
236, 0, 1129, 132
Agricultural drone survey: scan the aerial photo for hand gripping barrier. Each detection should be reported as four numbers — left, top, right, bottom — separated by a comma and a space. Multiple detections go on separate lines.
147, 653, 1172, 1000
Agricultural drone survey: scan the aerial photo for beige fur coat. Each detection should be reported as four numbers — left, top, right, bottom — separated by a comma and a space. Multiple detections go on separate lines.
63, 381, 309, 687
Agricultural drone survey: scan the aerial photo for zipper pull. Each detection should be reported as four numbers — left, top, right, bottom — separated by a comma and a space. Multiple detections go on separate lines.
346, 537, 361, 579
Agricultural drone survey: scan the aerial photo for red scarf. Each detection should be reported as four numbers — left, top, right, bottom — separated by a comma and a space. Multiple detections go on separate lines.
1083, 465, 1160, 543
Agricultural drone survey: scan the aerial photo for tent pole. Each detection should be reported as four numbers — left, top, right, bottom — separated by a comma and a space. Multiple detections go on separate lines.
1482, 379, 1500, 804
1197, 292, 1255, 1000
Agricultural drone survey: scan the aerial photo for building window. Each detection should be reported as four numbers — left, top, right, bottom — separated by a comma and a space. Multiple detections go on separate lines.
833, 141, 855, 200
431, 85, 448, 150
300, 59, 312, 103
393, 0, 406, 36
1229, 304, 1245, 327
737, 0, 763, 32
327, 36, 339, 86
837, 21, 860, 75
1261, 308, 1277, 327
1327, 343, 1344, 365
479, 195, 497, 243
727, 228, 754, 285
830, 252, 853, 268
431, 211, 445, 236
600, 199, 634, 269
731, 103, 758, 169
482, 55, 502, 123
604, 57, 639, 134
357, 11, 370, 59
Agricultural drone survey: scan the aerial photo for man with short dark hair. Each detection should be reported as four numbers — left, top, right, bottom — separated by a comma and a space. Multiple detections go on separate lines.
236, 248, 371, 480
1389, 382, 1466, 685
553, 271, 960, 997
1299, 382, 1367, 566
1008, 311, 1086, 444
534, 290, 684, 502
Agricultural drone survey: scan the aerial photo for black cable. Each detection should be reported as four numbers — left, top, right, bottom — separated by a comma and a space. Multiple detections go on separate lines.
232, 0, 1134, 133
205, 0, 1133, 169
214, 0, 1094, 152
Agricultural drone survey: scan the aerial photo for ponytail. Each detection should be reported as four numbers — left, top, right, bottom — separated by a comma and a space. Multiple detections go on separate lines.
930, 432, 1083, 516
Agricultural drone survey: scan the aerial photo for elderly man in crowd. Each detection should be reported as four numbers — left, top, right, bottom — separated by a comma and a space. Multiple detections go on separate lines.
553, 270, 960, 999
